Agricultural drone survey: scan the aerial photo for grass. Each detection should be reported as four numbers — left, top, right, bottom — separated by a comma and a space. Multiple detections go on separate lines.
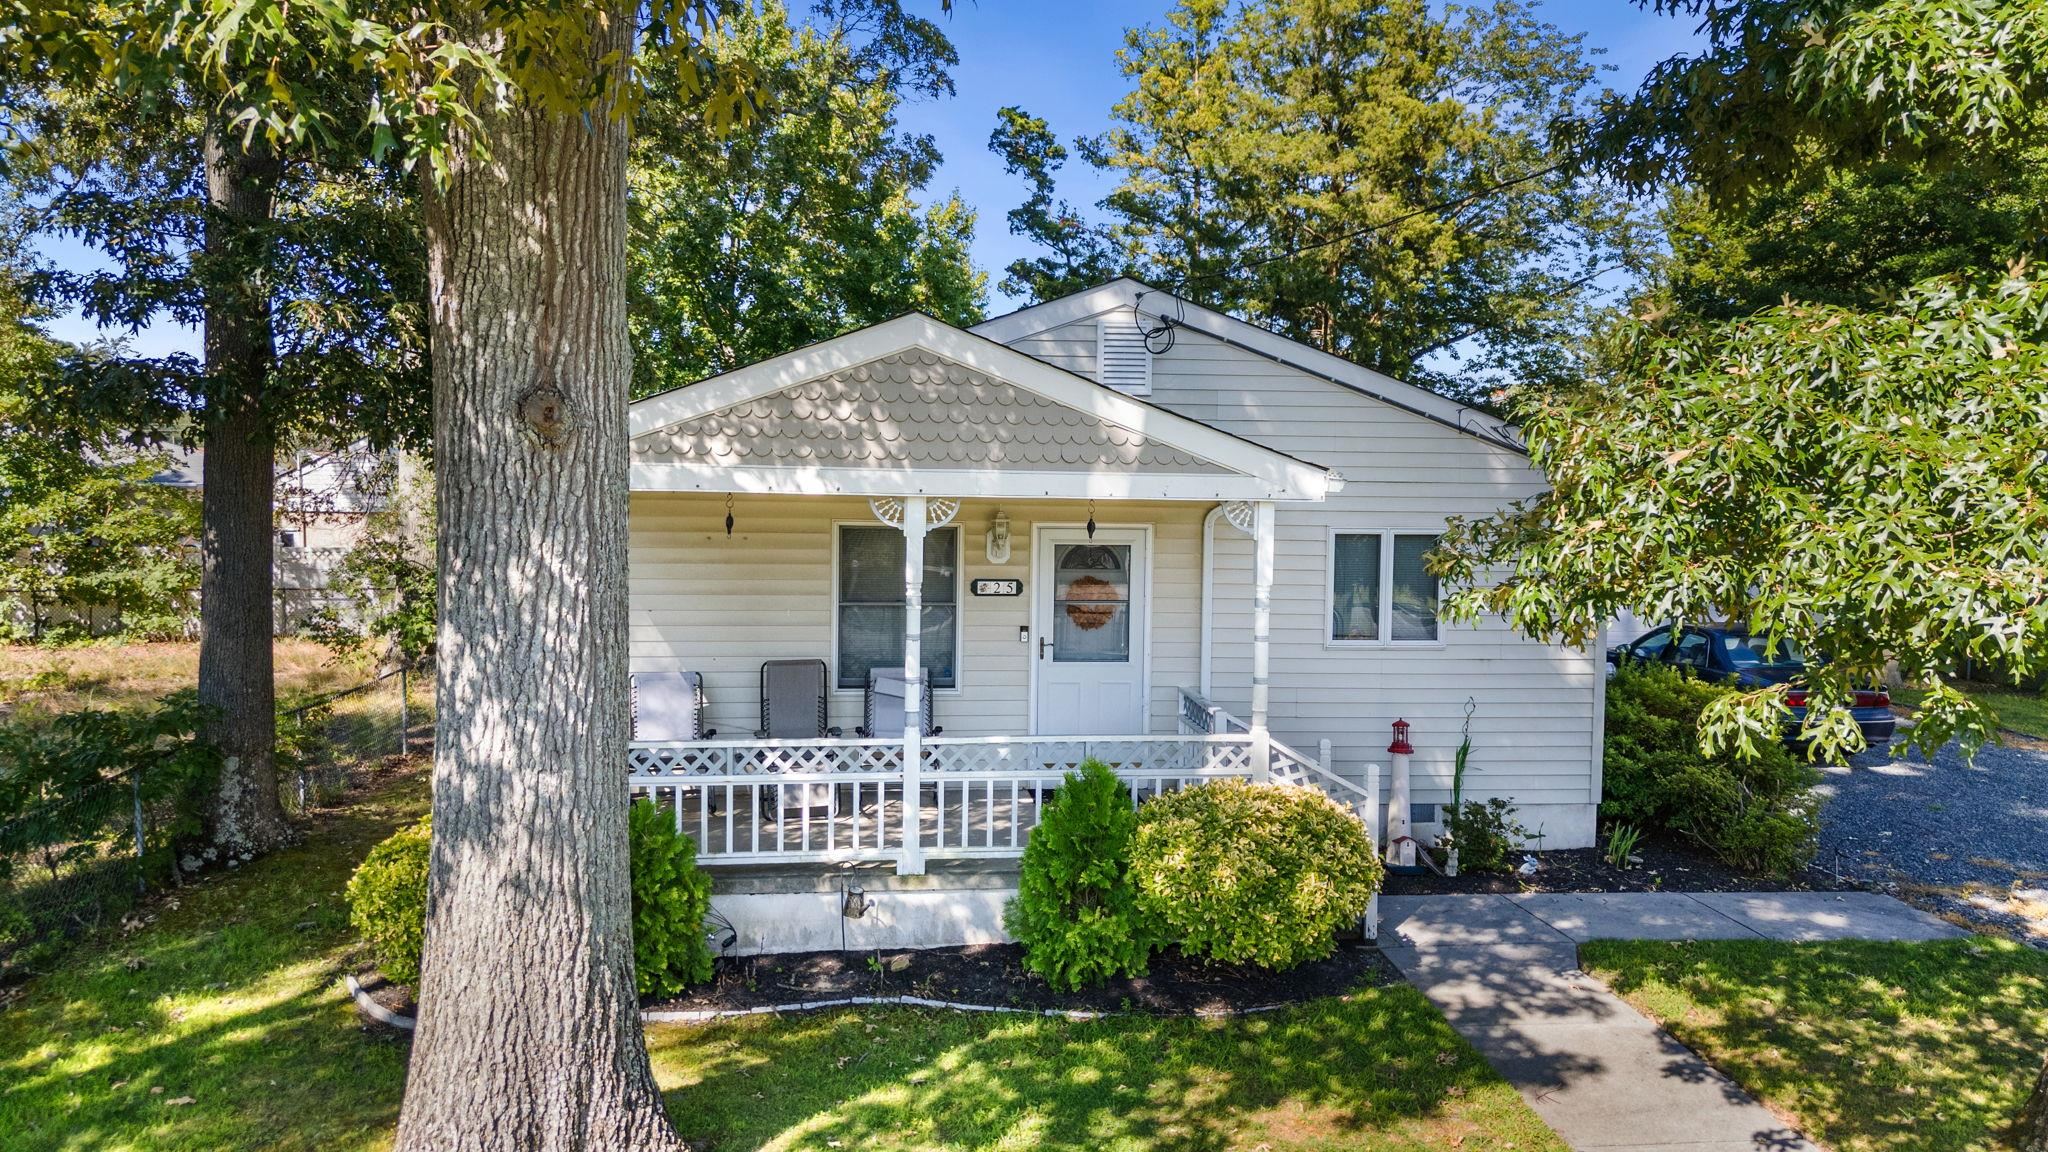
0, 767, 426, 1152
649, 994, 1562, 1152
1892, 682, 2048, 740
1582, 938, 2048, 1152
0, 769, 1563, 1152
0, 640, 364, 718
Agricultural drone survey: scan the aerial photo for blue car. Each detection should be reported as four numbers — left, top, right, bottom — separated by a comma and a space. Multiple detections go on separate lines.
1608, 624, 1896, 749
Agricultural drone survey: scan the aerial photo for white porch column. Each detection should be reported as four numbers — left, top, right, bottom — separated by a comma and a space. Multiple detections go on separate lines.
897, 495, 928, 875
1249, 499, 1275, 783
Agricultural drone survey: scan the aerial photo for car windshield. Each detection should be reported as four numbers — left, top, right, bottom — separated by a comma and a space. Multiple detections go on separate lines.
1721, 634, 1802, 667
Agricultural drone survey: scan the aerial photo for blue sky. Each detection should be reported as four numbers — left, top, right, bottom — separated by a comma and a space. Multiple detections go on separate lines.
36, 0, 1701, 356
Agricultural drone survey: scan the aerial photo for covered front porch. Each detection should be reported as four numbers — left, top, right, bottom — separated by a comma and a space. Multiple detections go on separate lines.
626, 686, 1379, 870
624, 315, 1366, 875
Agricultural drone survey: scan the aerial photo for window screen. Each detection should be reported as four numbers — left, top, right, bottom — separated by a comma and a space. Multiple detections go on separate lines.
1390, 534, 1440, 642
1330, 533, 1381, 641
836, 526, 958, 689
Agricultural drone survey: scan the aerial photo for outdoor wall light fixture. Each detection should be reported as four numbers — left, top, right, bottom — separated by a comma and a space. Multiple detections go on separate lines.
986, 509, 1011, 564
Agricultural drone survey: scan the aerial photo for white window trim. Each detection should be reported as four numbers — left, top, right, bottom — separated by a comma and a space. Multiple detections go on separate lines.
830, 520, 966, 695
1324, 528, 1447, 650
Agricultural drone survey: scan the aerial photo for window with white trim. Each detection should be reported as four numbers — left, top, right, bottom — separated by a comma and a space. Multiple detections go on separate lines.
1329, 531, 1440, 644
836, 526, 959, 690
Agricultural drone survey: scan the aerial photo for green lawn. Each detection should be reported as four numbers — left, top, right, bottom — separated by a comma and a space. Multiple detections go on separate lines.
1582, 938, 2048, 1152
1893, 682, 2048, 740
1, 771, 1564, 1152
0, 771, 425, 1152
650, 993, 1561, 1152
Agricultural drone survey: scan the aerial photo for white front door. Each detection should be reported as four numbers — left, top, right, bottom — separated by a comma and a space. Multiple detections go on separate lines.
1034, 528, 1148, 735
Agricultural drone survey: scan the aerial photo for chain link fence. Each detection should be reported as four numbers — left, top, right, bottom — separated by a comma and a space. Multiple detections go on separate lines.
0, 663, 432, 973
279, 661, 433, 816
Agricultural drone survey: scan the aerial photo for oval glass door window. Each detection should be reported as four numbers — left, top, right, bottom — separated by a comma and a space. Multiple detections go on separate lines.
1053, 543, 1130, 662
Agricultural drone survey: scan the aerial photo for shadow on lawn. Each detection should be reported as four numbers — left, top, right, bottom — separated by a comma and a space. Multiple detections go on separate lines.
0, 785, 420, 1152
1585, 937, 2048, 1152
652, 987, 1555, 1152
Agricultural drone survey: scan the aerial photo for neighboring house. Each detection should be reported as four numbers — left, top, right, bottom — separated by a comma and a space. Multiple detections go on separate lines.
155, 441, 396, 632
623, 277, 1604, 940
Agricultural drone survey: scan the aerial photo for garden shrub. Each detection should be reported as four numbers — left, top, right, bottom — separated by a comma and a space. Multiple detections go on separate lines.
0, 690, 218, 881
1441, 797, 1528, 874
1004, 758, 1151, 990
346, 815, 430, 986
629, 798, 715, 999
1130, 779, 1381, 970
346, 802, 717, 996
1604, 660, 1821, 875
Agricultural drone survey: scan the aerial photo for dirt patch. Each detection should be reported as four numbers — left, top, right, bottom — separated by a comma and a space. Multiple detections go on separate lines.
648, 939, 1400, 1017
1382, 834, 1855, 896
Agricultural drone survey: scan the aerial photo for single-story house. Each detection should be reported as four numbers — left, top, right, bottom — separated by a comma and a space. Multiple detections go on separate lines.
622, 280, 1603, 945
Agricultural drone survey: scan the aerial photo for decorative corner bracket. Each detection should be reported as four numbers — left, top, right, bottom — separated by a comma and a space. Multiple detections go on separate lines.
1221, 500, 1257, 537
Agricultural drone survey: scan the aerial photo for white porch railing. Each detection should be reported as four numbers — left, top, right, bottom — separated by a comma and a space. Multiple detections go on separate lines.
626, 688, 1381, 873
627, 728, 1258, 865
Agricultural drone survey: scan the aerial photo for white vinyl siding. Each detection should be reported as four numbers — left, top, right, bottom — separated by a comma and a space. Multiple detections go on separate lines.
629, 495, 1206, 739
1010, 316, 1599, 841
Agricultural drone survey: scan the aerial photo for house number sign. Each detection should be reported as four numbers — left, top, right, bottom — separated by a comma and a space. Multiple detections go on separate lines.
972, 578, 1023, 597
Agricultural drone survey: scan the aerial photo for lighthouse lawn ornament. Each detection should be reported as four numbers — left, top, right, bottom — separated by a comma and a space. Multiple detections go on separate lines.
1383, 718, 1416, 868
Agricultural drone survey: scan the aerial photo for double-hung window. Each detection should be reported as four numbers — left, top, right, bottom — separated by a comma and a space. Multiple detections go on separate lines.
1328, 531, 1441, 644
835, 525, 959, 690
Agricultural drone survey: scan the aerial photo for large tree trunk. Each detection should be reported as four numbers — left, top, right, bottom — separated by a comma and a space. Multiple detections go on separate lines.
2021, 1051, 2048, 1152
198, 127, 292, 861
394, 9, 677, 1148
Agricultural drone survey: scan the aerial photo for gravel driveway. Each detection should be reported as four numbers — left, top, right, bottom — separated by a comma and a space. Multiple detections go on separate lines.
1817, 734, 2048, 943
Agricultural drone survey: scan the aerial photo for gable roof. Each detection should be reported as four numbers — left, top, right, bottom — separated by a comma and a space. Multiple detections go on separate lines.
628, 314, 1338, 502
971, 279, 1526, 453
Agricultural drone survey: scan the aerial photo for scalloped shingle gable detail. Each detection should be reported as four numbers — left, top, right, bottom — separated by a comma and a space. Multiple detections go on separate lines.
632, 350, 1228, 473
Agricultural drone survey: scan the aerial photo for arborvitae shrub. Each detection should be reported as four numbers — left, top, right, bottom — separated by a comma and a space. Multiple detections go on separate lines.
628, 798, 716, 998
1004, 758, 1152, 990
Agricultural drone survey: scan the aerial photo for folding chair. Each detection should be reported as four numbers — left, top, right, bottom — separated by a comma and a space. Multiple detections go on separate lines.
754, 659, 839, 820
629, 671, 715, 742
857, 666, 941, 737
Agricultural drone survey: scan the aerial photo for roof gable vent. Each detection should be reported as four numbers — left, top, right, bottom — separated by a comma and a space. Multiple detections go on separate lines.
1095, 311, 1153, 395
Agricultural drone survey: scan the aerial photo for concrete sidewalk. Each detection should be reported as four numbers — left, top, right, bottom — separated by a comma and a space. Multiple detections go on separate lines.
1380, 892, 1965, 1152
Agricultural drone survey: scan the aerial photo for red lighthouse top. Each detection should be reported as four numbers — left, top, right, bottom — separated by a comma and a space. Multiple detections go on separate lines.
1389, 718, 1413, 755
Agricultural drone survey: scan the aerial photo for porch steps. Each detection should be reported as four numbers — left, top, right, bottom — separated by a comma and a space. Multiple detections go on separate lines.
709, 861, 1020, 956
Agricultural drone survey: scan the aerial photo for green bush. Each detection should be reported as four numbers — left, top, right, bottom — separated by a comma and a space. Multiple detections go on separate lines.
346, 802, 718, 997
1004, 758, 1151, 990
629, 798, 715, 999
1604, 660, 1821, 875
0, 690, 218, 882
345, 815, 430, 986
1441, 797, 1528, 874
1129, 779, 1382, 971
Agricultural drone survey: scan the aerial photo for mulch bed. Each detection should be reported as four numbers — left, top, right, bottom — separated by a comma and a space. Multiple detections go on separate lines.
645, 939, 1401, 1017
1382, 834, 1858, 896
354, 940, 1400, 1024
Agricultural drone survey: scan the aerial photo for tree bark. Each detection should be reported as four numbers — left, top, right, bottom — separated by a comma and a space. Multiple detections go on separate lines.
198, 127, 292, 861
2021, 1050, 2048, 1152
394, 8, 678, 1148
